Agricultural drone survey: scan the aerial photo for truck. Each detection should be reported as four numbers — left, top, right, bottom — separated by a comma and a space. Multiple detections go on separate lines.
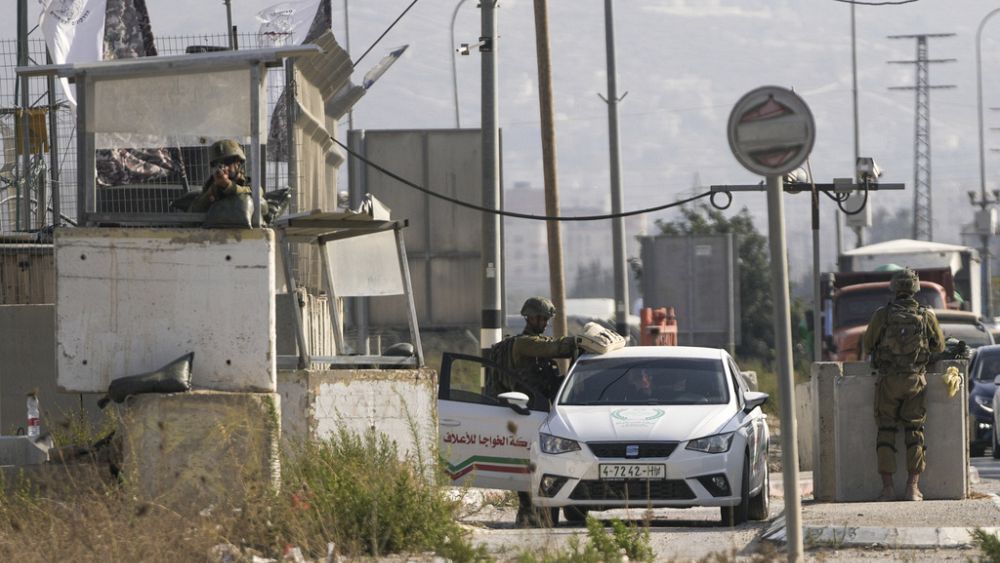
822, 239, 983, 361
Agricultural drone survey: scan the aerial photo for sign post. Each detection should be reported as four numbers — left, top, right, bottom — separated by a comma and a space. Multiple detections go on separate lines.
728, 86, 815, 563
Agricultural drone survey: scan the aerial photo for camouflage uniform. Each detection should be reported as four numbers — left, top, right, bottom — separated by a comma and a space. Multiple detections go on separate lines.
862, 292, 944, 477
189, 140, 254, 213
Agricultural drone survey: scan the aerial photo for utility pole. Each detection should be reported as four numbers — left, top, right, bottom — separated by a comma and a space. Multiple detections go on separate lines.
849, 3, 860, 249
888, 33, 956, 242
224, 0, 235, 49
974, 10, 1000, 318
532, 0, 567, 339
601, 0, 630, 337
17, 0, 30, 232
480, 1, 503, 351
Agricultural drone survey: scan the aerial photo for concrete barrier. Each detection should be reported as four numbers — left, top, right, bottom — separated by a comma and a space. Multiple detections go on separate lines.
795, 380, 813, 472
814, 361, 968, 502
278, 368, 437, 463
0, 304, 104, 435
811, 362, 839, 502
0, 436, 49, 466
55, 228, 276, 393
119, 391, 280, 509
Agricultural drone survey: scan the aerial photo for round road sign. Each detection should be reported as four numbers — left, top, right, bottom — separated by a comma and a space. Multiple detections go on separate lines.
727, 86, 815, 176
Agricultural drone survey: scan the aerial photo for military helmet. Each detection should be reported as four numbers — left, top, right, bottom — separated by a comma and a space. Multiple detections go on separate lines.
890, 268, 920, 295
208, 139, 246, 165
521, 296, 556, 318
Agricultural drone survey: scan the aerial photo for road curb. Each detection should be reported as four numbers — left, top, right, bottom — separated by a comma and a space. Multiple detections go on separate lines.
762, 509, 1000, 549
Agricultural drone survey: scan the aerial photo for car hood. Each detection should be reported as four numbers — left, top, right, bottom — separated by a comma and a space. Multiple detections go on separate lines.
546, 404, 736, 442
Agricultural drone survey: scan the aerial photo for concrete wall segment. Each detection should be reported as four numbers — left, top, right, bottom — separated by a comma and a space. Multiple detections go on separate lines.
55, 228, 276, 393
832, 361, 967, 501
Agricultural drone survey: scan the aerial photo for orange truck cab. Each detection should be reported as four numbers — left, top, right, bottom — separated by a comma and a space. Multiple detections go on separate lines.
825, 278, 948, 361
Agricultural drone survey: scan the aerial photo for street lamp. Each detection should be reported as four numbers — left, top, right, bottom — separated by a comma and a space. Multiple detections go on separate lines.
450, 0, 470, 128
976, 8, 1000, 317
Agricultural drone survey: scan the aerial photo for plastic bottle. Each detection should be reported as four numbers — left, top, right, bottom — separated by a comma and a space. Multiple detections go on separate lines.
26, 394, 40, 438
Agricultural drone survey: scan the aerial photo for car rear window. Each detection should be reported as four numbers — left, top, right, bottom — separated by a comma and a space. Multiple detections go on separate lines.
835, 286, 944, 329
972, 350, 1000, 381
559, 357, 729, 406
941, 323, 993, 349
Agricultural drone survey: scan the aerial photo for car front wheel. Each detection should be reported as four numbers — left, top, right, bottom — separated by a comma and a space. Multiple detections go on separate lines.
563, 506, 589, 524
747, 454, 770, 521
720, 454, 750, 526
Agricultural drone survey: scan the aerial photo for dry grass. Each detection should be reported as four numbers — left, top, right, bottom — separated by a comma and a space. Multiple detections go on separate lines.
0, 426, 488, 563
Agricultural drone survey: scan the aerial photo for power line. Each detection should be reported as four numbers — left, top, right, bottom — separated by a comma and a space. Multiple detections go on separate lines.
331, 137, 716, 221
352, 0, 420, 67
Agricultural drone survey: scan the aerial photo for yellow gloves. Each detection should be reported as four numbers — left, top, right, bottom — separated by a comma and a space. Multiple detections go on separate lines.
941, 366, 962, 398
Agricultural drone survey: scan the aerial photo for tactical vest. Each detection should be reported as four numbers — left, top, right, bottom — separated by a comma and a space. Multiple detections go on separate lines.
874, 301, 931, 373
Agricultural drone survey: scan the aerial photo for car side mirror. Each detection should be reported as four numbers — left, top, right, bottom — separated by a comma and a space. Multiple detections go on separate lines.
743, 391, 769, 413
498, 391, 531, 415
994, 375, 1000, 386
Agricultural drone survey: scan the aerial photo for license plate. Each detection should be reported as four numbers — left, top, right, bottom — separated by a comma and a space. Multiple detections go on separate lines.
599, 464, 666, 480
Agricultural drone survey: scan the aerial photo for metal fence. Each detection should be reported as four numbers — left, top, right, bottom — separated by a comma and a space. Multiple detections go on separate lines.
0, 32, 296, 305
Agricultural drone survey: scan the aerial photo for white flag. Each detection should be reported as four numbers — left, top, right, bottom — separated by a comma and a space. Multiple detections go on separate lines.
256, 1, 323, 47
38, 0, 108, 104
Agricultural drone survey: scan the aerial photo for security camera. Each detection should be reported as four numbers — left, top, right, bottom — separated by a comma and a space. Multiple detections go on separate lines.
783, 167, 810, 185
856, 157, 882, 182
457, 44, 472, 56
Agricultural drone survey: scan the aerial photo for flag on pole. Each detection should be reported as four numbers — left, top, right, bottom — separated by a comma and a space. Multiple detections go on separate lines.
38, 0, 109, 104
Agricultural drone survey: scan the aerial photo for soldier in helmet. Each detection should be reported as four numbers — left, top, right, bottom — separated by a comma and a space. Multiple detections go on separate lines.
489, 296, 579, 527
862, 268, 944, 501
189, 139, 254, 212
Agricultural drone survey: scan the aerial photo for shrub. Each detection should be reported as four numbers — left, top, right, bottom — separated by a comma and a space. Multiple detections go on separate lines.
971, 527, 1000, 563
517, 515, 654, 563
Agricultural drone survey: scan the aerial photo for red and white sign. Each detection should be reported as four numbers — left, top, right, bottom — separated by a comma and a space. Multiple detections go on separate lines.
727, 86, 815, 176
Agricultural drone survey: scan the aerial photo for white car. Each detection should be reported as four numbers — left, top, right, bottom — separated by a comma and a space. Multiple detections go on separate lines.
437, 346, 771, 527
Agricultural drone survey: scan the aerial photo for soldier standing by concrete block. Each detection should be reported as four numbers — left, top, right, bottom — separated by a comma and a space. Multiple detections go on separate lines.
862, 268, 945, 501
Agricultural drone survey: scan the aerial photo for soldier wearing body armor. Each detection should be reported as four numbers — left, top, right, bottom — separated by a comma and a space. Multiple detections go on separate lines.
491, 296, 578, 527
862, 268, 944, 502
189, 139, 254, 212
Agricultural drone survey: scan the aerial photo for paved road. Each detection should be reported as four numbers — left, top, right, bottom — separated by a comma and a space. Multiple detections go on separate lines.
456, 458, 1000, 562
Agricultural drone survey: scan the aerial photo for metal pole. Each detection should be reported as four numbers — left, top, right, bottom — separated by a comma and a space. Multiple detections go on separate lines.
224, 0, 235, 49
345, 0, 355, 131
532, 0, 567, 340
812, 183, 822, 362
977, 9, 1000, 317
450, 0, 469, 128
603, 0, 630, 336
480, 1, 503, 351
46, 48, 60, 227
766, 174, 803, 562
17, 0, 30, 231
850, 3, 861, 249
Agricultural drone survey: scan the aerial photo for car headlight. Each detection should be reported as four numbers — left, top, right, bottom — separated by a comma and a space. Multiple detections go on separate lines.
974, 395, 994, 413
539, 433, 581, 454
685, 432, 735, 453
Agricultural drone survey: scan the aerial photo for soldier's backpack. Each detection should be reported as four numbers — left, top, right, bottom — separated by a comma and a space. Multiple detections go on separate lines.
874, 301, 930, 372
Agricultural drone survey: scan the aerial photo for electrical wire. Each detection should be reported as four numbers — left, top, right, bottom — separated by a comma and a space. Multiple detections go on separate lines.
352, 0, 420, 68
831, 0, 918, 5
331, 137, 716, 221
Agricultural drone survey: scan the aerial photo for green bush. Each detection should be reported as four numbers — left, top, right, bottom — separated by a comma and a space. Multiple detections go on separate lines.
971, 528, 1000, 563
518, 515, 654, 563
272, 428, 488, 561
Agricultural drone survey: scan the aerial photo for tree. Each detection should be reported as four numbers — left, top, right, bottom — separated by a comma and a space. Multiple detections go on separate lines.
655, 204, 775, 364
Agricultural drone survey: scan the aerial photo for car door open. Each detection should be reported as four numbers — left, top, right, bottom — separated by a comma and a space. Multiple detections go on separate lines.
437, 352, 549, 491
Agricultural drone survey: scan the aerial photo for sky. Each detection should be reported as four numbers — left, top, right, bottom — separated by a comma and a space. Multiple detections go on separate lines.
9, 0, 1000, 278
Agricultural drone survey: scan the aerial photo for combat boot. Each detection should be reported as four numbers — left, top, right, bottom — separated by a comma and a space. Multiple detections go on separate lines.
877, 473, 894, 502
903, 473, 923, 501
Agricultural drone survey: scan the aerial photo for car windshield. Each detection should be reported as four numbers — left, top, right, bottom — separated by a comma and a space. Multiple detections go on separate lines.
942, 323, 993, 349
834, 286, 944, 329
559, 357, 729, 406
972, 350, 1000, 381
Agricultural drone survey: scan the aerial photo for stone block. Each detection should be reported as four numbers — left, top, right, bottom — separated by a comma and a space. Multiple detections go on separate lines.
120, 391, 280, 509
795, 380, 813, 471
278, 368, 436, 462
833, 361, 967, 501
811, 362, 839, 502
0, 436, 49, 466
0, 304, 105, 435
55, 228, 276, 393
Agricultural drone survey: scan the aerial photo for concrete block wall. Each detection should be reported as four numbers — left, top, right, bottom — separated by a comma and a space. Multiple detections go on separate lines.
120, 391, 280, 509
278, 368, 437, 462
812, 361, 968, 502
0, 304, 104, 435
55, 228, 276, 393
